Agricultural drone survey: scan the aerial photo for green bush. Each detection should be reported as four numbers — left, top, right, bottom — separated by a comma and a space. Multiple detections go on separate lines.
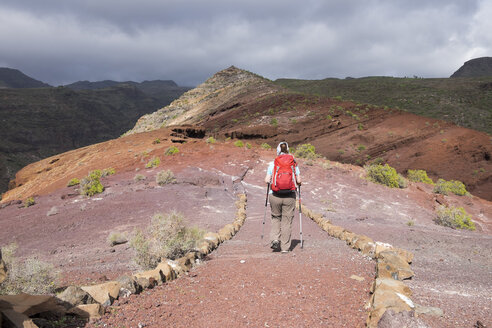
234, 140, 244, 147
153, 138, 161, 144
433, 179, 468, 196
261, 143, 271, 150
80, 170, 104, 196
145, 157, 161, 168
295, 143, 318, 161
246, 143, 252, 149
156, 170, 176, 185
0, 243, 59, 294
101, 167, 116, 177
134, 174, 146, 182
165, 146, 179, 156
67, 178, 80, 187
434, 205, 475, 230
365, 164, 407, 188
270, 118, 278, 127
24, 197, 35, 208
206, 136, 216, 144
130, 212, 205, 269
407, 169, 434, 185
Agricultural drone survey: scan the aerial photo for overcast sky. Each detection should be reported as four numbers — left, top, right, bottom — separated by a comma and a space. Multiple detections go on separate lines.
1, 0, 491, 86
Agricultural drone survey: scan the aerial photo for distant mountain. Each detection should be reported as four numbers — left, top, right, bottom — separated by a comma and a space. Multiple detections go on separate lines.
451, 57, 492, 77
0, 67, 51, 88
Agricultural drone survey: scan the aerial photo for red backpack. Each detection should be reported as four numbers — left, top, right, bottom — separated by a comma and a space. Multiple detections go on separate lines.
271, 154, 297, 193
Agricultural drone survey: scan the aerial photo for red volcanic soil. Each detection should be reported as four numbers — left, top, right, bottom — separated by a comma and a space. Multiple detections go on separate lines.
1, 131, 491, 327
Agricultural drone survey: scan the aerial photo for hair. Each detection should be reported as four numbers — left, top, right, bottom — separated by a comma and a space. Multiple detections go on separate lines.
280, 143, 288, 153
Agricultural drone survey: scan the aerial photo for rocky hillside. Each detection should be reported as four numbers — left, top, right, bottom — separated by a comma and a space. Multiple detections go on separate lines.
125, 67, 492, 200
0, 67, 51, 88
451, 56, 492, 77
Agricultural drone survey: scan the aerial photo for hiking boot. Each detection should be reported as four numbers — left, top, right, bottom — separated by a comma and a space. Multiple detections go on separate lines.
270, 240, 280, 251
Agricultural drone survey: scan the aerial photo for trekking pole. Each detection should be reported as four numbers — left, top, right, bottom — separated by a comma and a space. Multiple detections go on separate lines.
299, 186, 303, 249
261, 183, 270, 239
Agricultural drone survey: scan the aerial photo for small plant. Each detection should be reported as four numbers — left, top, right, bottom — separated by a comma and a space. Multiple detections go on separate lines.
434, 205, 475, 230
261, 143, 271, 150
365, 164, 407, 188
67, 178, 80, 187
145, 157, 161, 168
407, 169, 434, 184
295, 143, 318, 161
101, 167, 116, 177
206, 136, 216, 144
338, 149, 345, 155
24, 197, 35, 208
80, 170, 104, 196
372, 157, 385, 165
134, 174, 146, 182
0, 243, 59, 295
246, 143, 252, 149
406, 220, 415, 226
130, 212, 205, 269
326, 115, 332, 120
107, 232, 128, 246
358, 123, 364, 130
165, 146, 179, 156
231, 118, 239, 124
267, 108, 275, 115
156, 169, 176, 185
270, 118, 278, 127
153, 138, 161, 144
433, 179, 468, 196
357, 145, 366, 152
234, 140, 244, 147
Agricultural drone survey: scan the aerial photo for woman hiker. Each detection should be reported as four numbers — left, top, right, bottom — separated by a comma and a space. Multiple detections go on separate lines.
264, 142, 301, 253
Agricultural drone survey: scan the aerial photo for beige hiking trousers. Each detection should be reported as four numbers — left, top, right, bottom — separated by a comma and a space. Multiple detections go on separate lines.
269, 192, 296, 252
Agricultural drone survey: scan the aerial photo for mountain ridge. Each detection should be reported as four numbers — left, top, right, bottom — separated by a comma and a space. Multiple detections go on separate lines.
0, 67, 51, 88
451, 56, 492, 77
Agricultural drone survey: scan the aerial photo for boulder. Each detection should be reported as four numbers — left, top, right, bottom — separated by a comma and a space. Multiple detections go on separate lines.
377, 251, 414, 280
415, 304, 443, 317
81, 281, 121, 306
0, 294, 66, 317
340, 231, 356, 244
156, 261, 176, 282
0, 309, 38, 328
203, 232, 220, 249
57, 286, 94, 307
116, 275, 142, 295
67, 304, 103, 319
134, 268, 164, 286
176, 256, 193, 272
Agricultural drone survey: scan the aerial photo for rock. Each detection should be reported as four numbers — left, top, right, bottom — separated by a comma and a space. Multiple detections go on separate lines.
57, 286, 94, 307
377, 251, 414, 280
135, 276, 157, 290
350, 275, 365, 282
203, 232, 220, 249
377, 309, 428, 328
68, 304, 103, 319
81, 281, 121, 305
156, 261, 176, 282
0, 309, 38, 328
116, 275, 141, 295
415, 304, 443, 317
0, 294, 66, 317
46, 206, 59, 216
134, 269, 164, 286
0, 249, 6, 284
176, 256, 193, 272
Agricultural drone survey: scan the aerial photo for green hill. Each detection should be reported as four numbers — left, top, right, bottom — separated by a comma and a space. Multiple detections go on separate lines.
275, 76, 492, 134
0, 67, 51, 88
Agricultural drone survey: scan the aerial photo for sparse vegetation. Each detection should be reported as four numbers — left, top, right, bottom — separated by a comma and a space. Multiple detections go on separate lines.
134, 174, 146, 182
67, 178, 80, 187
165, 146, 179, 156
365, 164, 407, 188
234, 140, 244, 147
406, 220, 415, 226
246, 143, 252, 149
145, 157, 161, 168
434, 205, 475, 230
270, 118, 278, 127
294, 143, 319, 161
101, 167, 116, 177
80, 170, 104, 196
261, 143, 271, 150
107, 232, 128, 247
433, 179, 469, 196
153, 138, 161, 144
130, 212, 205, 269
0, 243, 59, 294
156, 169, 176, 185
206, 136, 216, 144
24, 197, 35, 208
407, 169, 434, 185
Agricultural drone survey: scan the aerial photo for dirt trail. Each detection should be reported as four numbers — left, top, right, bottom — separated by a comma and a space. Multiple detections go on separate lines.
86, 158, 375, 327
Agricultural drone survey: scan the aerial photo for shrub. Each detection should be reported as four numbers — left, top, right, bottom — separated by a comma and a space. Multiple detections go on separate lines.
270, 118, 278, 127
234, 140, 244, 147
130, 212, 205, 269
0, 243, 59, 295
261, 143, 271, 150
434, 205, 475, 230
145, 157, 161, 168
156, 170, 176, 185
358, 123, 364, 130
295, 143, 318, 161
80, 170, 104, 196
246, 143, 252, 149
365, 164, 407, 188
206, 136, 216, 144
67, 178, 80, 187
153, 138, 161, 144
101, 167, 116, 177
407, 169, 434, 185
134, 174, 146, 182
24, 197, 35, 208
433, 179, 468, 196
165, 146, 179, 156
357, 145, 366, 152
